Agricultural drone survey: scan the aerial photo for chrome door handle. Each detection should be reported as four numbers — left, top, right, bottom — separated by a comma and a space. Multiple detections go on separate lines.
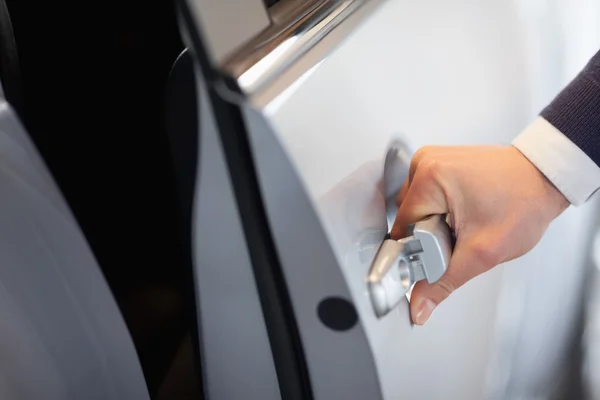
382, 138, 412, 227
368, 138, 454, 318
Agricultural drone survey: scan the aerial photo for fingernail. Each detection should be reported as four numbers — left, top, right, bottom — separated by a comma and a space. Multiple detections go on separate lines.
414, 298, 436, 325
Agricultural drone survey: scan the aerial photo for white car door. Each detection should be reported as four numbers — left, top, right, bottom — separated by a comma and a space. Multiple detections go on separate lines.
182, 0, 600, 398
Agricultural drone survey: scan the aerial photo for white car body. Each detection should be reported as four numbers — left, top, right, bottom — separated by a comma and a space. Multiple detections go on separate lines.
185, 0, 600, 399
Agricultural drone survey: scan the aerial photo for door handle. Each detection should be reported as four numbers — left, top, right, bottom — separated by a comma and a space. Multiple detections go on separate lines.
382, 138, 412, 227
368, 138, 454, 318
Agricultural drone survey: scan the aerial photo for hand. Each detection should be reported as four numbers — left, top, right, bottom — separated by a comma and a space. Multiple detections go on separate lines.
391, 145, 569, 325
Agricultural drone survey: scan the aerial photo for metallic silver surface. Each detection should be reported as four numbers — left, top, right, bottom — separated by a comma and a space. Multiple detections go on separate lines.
268, 0, 327, 26
382, 137, 413, 202
382, 136, 413, 226
368, 215, 453, 318
411, 215, 453, 283
367, 240, 412, 318
222, 0, 377, 95
186, 0, 270, 64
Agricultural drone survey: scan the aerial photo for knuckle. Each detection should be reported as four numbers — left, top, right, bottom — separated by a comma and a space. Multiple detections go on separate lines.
420, 145, 438, 153
409, 152, 423, 173
412, 146, 432, 165
421, 158, 444, 180
470, 241, 502, 269
433, 276, 457, 298
413, 146, 428, 160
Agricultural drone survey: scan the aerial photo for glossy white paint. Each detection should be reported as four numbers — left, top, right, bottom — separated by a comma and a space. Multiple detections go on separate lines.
256, 0, 600, 398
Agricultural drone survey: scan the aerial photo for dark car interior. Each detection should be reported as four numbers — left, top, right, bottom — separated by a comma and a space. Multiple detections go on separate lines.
1, 0, 201, 398
0, 0, 306, 397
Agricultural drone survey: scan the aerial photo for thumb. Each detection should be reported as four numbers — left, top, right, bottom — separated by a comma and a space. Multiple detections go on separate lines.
409, 238, 495, 325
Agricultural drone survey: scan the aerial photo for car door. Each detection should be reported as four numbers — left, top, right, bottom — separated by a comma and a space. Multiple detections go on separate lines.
180, 0, 600, 399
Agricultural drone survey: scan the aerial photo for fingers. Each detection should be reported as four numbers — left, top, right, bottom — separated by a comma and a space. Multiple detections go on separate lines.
409, 279, 454, 325
391, 164, 448, 239
396, 180, 409, 206
391, 145, 491, 325
390, 145, 554, 325
407, 146, 450, 187
407, 147, 427, 187
409, 234, 502, 325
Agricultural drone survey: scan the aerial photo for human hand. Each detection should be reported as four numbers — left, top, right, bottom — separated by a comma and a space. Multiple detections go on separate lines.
391, 145, 569, 325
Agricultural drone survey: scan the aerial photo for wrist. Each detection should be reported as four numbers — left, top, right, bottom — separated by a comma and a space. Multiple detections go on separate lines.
510, 146, 570, 218
540, 170, 570, 218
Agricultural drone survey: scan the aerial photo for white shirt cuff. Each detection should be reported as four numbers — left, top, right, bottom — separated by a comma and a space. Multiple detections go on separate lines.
512, 117, 600, 206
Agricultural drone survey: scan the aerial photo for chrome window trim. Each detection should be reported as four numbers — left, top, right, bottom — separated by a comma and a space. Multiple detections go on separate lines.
186, 0, 271, 65
222, 0, 366, 95
184, 0, 387, 99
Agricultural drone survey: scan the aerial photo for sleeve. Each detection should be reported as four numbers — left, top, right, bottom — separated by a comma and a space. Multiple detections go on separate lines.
512, 117, 600, 206
512, 49, 600, 206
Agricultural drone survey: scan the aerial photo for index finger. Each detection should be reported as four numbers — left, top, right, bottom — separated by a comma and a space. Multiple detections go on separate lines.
391, 167, 448, 239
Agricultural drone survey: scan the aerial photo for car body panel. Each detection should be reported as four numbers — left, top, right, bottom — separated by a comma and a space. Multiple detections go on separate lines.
184, 0, 600, 398
247, 0, 598, 398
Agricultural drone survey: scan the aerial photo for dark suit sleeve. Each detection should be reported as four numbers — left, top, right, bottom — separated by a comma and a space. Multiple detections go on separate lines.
512, 49, 600, 206
541, 49, 600, 167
